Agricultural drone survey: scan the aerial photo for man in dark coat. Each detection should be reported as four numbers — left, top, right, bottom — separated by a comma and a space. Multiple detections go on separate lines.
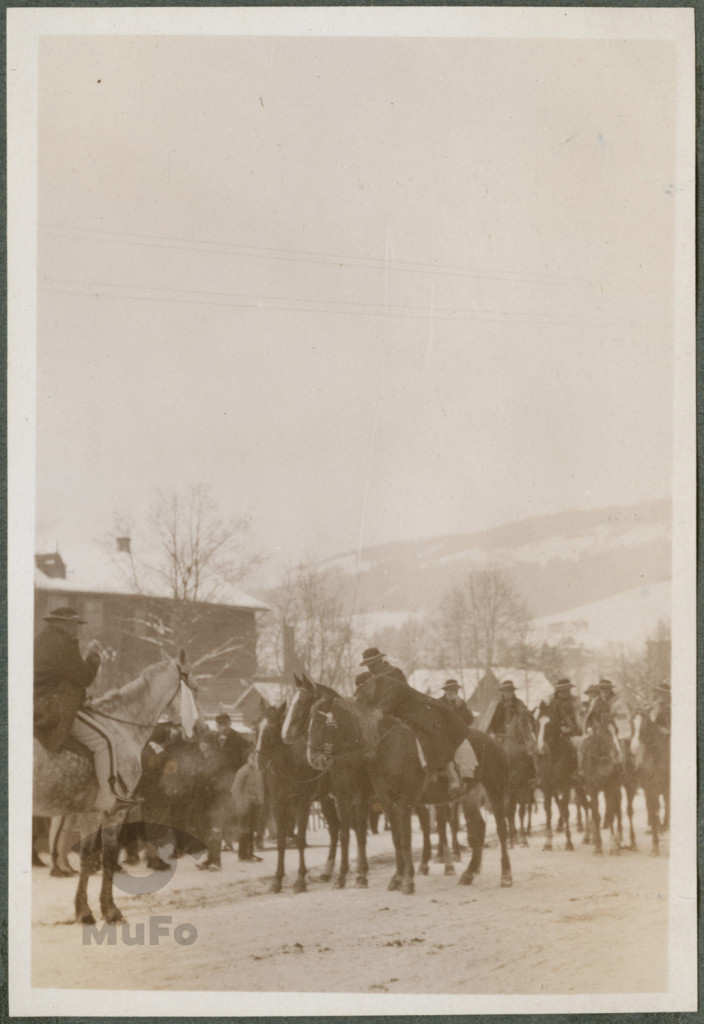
439, 679, 475, 727
34, 606, 102, 753
488, 680, 529, 737
215, 713, 252, 784
354, 648, 469, 794
652, 682, 671, 735
543, 679, 581, 737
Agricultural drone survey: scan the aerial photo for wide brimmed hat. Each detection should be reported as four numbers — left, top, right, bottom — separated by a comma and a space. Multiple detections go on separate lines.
554, 678, 573, 692
584, 683, 599, 695
499, 679, 516, 691
43, 606, 86, 624
360, 647, 385, 667
442, 679, 460, 691
598, 678, 614, 690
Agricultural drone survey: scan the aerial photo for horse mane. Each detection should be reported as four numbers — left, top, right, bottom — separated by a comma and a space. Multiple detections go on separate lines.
92, 660, 167, 713
331, 693, 381, 750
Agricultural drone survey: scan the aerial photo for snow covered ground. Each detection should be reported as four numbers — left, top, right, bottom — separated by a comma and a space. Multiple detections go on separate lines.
31, 796, 668, 996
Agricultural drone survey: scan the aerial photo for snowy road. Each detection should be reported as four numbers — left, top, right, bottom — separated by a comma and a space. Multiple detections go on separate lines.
31, 796, 668, 996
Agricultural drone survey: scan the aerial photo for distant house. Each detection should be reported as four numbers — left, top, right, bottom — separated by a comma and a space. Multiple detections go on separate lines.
34, 538, 269, 710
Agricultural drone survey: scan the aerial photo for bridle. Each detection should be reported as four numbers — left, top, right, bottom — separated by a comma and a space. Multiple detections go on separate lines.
87, 663, 191, 729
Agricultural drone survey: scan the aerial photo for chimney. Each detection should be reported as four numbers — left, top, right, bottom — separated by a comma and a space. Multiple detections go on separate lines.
116, 536, 131, 555
35, 553, 66, 579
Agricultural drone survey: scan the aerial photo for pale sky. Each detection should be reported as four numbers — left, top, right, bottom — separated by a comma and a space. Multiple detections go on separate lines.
35, 33, 676, 575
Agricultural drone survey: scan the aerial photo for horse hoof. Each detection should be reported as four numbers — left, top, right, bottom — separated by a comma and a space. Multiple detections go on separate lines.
319, 873, 331, 883
401, 879, 415, 895
77, 911, 96, 925
270, 880, 283, 894
458, 872, 474, 886
292, 880, 307, 894
417, 864, 429, 876
501, 874, 513, 888
444, 865, 456, 876
103, 909, 124, 924
355, 877, 368, 889
334, 878, 346, 890
543, 845, 552, 852
387, 876, 402, 892
566, 843, 575, 852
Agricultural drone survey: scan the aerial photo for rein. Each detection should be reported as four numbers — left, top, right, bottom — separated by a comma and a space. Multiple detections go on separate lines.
86, 667, 190, 729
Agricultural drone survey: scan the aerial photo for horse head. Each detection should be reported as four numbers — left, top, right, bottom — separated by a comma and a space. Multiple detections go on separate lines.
254, 703, 286, 772
306, 692, 337, 771
281, 673, 317, 744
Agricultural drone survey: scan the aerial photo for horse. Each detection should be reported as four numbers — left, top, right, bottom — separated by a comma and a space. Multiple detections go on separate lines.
288, 676, 512, 894
536, 711, 578, 852
254, 702, 339, 893
282, 676, 372, 889
501, 713, 537, 848
630, 709, 670, 855
33, 649, 195, 924
579, 724, 623, 855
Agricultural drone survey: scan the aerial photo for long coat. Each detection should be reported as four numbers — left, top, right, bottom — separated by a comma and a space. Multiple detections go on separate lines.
356, 662, 468, 770
33, 624, 100, 752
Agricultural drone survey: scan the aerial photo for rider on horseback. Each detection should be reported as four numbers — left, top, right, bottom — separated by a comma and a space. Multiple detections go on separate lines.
354, 648, 477, 797
543, 678, 581, 738
34, 606, 132, 813
488, 680, 530, 737
584, 678, 631, 764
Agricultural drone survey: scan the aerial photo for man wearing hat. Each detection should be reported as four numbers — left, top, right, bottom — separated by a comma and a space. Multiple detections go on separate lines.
579, 683, 600, 732
34, 607, 102, 753
215, 712, 252, 785
34, 606, 131, 812
584, 679, 632, 763
355, 648, 472, 795
439, 679, 474, 728
651, 682, 671, 735
544, 679, 581, 738
488, 680, 529, 738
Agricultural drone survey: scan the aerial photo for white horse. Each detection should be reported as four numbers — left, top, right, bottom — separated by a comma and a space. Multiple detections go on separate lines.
33, 649, 197, 924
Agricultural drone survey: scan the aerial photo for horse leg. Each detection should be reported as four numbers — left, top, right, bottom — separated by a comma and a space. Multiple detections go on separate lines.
590, 787, 603, 854
436, 806, 455, 876
319, 794, 338, 882
335, 795, 350, 890
626, 782, 637, 850
292, 802, 308, 893
543, 790, 553, 851
354, 790, 369, 888
559, 790, 574, 851
386, 802, 404, 891
645, 787, 660, 856
451, 803, 462, 859
75, 821, 101, 924
399, 803, 415, 894
270, 801, 287, 893
99, 818, 126, 923
459, 794, 485, 886
415, 804, 432, 875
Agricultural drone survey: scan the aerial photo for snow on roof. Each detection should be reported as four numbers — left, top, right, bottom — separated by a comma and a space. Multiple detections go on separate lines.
34, 541, 269, 611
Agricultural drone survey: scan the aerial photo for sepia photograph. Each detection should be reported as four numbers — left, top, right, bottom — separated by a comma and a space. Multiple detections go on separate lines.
8, 6, 697, 1016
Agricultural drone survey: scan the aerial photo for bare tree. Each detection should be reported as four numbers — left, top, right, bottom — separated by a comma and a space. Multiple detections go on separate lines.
259, 562, 357, 693
111, 484, 264, 679
438, 566, 529, 673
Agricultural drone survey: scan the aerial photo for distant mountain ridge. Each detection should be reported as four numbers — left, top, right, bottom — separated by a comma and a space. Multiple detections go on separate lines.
318, 499, 671, 623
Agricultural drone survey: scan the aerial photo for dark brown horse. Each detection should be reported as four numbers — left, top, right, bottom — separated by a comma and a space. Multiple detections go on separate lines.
536, 710, 577, 852
579, 724, 622, 855
255, 703, 339, 893
292, 679, 512, 894
501, 712, 537, 848
630, 709, 670, 855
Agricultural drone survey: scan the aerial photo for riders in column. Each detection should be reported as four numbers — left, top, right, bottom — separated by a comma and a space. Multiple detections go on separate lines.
34, 606, 128, 813
651, 682, 671, 735
584, 678, 631, 763
544, 678, 581, 738
488, 679, 528, 737
354, 647, 472, 797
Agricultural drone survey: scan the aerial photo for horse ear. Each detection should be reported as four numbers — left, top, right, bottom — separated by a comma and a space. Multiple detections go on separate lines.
293, 674, 303, 688
302, 673, 315, 691
177, 647, 187, 667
